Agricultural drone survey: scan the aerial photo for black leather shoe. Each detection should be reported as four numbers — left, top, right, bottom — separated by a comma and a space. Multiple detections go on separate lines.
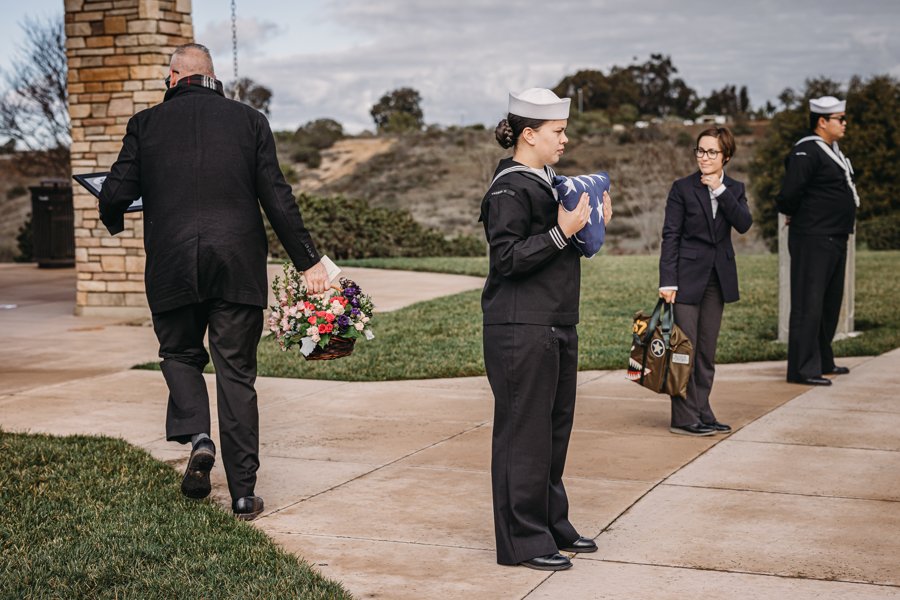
702, 421, 732, 433
559, 536, 597, 553
827, 366, 850, 375
669, 423, 715, 436
519, 553, 572, 571
233, 496, 264, 521
181, 439, 215, 499
789, 377, 832, 386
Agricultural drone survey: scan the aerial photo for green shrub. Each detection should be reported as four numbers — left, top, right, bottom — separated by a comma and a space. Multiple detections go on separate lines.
15, 213, 32, 262
6, 184, 27, 199
267, 193, 484, 260
859, 212, 900, 250
290, 146, 322, 168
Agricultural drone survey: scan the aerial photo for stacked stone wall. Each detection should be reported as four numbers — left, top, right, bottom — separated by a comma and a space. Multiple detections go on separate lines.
66, 0, 192, 316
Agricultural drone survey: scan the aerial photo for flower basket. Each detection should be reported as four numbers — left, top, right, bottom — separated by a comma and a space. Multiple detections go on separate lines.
305, 335, 356, 361
268, 263, 375, 361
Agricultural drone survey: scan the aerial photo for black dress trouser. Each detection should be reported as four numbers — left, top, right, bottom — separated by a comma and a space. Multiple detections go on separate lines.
787, 232, 847, 381
151, 298, 263, 501
670, 270, 725, 427
484, 323, 579, 565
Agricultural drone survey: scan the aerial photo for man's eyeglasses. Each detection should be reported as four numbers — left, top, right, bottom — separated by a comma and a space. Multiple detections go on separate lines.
694, 147, 722, 159
164, 69, 180, 89
826, 115, 848, 124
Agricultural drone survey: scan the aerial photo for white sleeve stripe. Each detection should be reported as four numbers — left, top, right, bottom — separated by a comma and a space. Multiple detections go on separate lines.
550, 226, 567, 250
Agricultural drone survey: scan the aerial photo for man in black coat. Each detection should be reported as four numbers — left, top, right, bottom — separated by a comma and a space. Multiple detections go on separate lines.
99, 43, 328, 520
776, 96, 858, 386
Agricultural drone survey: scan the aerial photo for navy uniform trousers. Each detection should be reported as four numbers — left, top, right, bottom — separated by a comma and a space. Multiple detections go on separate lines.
151, 298, 263, 501
484, 323, 579, 565
787, 232, 847, 380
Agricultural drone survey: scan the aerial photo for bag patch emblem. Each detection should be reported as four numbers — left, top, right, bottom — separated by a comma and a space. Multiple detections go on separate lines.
671, 353, 690, 365
650, 338, 666, 358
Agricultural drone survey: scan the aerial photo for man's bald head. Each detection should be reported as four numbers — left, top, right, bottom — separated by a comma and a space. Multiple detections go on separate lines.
170, 43, 216, 79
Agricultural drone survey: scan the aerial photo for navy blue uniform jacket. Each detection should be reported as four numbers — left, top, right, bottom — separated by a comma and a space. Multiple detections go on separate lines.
480, 158, 580, 326
659, 172, 752, 305
99, 82, 319, 314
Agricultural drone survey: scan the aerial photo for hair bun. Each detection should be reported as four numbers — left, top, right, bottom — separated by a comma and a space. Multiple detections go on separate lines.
494, 119, 515, 149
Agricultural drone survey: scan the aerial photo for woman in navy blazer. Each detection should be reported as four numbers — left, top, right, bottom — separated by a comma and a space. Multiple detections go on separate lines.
658, 127, 752, 436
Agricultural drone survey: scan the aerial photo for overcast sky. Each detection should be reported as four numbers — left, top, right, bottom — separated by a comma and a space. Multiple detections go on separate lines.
2, 0, 898, 133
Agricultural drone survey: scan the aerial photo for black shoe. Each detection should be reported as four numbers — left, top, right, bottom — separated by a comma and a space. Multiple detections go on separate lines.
233, 495, 264, 521
789, 377, 832, 386
827, 366, 850, 375
702, 421, 732, 433
669, 423, 715, 436
181, 439, 215, 499
559, 536, 597, 553
519, 553, 573, 571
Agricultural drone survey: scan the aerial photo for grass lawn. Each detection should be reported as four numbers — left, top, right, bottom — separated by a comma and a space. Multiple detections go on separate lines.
0, 431, 350, 599
138, 251, 899, 381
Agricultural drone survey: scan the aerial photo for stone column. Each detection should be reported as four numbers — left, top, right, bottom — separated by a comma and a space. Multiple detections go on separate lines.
777, 215, 856, 343
66, 0, 193, 317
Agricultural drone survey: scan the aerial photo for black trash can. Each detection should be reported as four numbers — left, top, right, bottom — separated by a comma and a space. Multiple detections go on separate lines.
30, 180, 75, 268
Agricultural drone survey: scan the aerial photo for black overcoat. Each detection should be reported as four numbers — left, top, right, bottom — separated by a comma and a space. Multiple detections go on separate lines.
659, 172, 752, 305
99, 82, 319, 314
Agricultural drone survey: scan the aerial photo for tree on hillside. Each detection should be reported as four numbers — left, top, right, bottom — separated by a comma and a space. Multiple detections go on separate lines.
704, 84, 751, 116
751, 75, 900, 250
553, 55, 700, 120
0, 16, 70, 176
225, 77, 273, 115
370, 87, 424, 133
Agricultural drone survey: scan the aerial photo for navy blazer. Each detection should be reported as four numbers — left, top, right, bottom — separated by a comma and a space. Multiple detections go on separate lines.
659, 171, 752, 305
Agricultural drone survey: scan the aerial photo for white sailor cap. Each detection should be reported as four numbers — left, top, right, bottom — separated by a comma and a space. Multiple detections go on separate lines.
809, 95, 846, 114
508, 88, 571, 120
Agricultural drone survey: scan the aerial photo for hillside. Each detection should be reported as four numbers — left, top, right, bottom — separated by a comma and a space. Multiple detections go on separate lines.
284, 122, 769, 255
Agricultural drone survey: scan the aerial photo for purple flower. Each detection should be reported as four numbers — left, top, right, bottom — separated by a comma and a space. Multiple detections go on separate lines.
350, 298, 360, 307
336, 315, 351, 330
350, 307, 360, 316
343, 286, 358, 299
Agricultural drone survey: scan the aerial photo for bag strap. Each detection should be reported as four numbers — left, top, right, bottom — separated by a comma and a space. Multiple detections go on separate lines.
642, 298, 666, 345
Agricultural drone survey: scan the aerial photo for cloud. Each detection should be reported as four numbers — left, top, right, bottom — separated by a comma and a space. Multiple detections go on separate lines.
222, 0, 900, 132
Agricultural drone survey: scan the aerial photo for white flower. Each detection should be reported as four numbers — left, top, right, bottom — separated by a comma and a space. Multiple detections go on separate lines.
311, 333, 320, 343
306, 325, 319, 336
354, 322, 364, 331
362, 316, 370, 323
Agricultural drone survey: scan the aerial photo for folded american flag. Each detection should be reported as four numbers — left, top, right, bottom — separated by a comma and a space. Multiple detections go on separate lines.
553, 172, 609, 258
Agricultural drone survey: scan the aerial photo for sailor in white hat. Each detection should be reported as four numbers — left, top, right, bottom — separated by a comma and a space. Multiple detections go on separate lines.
776, 95, 857, 386
479, 89, 612, 572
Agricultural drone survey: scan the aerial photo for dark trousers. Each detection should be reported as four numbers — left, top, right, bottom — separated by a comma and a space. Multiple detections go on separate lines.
152, 299, 263, 501
484, 324, 579, 565
671, 271, 724, 427
787, 233, 847, 381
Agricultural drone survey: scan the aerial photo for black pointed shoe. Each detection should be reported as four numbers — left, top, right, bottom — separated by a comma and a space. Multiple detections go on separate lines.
702, 421, 732, 433
789, 376, 832, 386
181, 439, 215, 499
233, 496, 264, 521
559, 536, 598, 553
827, 366, 850, 375
519, 553, 573, 571
669, 423, 715, 436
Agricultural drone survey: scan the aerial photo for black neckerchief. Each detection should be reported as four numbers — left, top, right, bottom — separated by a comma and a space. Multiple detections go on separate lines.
164, 74, 225, 102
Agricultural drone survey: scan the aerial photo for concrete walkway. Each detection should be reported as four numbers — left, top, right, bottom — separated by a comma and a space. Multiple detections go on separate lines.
2, 265, 899, 599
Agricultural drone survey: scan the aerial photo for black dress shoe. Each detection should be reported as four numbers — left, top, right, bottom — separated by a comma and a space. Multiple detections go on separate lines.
789, 377, 832, 386
827, 366, 850, 375
181, 439, 215, 499
559, 536, 598, 553
233, 496, 264, 521
701, 421, 732, 433
669, 423, 715, 436
519, 553, 572, 571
